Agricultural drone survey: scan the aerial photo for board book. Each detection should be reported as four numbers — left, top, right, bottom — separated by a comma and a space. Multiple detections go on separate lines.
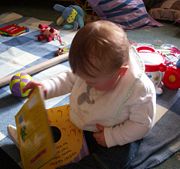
15, 87, 83, 169
0, 24, 28, 36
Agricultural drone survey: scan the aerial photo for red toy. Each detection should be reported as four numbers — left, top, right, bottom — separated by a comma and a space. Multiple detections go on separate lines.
37, 24, 62, 44
163, 66, 180, 89
162, 47, 180, 90
136, 46, 180, 93
0, 24, 28, 36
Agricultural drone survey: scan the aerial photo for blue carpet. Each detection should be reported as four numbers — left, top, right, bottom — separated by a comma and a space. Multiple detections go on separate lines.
132, 94, 180, 169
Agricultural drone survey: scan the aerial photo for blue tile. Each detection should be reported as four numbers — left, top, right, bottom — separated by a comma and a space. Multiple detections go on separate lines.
0, 43, 9, 53
3, 36, 32, 47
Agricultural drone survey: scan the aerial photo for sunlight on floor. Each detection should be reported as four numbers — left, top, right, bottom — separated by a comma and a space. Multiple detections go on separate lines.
155, 104, 168, 123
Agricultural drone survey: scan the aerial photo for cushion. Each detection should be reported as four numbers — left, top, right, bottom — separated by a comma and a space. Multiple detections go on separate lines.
149, 0, 180, 22
143, 0, 155, 10
87, 0, 161, 30
143, 0, 165, 10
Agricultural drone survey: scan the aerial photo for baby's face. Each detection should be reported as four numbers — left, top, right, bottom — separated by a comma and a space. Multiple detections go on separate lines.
80, 67, 128, 91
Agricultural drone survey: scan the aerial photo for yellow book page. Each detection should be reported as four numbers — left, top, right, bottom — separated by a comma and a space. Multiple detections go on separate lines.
42, 105, 83, 169
15, 87, 55, 169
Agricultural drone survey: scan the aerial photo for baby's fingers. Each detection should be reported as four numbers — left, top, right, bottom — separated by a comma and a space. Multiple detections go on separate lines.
23, 81, 42, 92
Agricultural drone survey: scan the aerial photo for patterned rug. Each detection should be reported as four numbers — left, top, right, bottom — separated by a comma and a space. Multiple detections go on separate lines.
0, 12, 73, 168
0, 12, 179, 169
0, 12, 76, 87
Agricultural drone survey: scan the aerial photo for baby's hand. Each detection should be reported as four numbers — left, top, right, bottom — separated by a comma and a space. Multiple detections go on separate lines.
93, 124, 107, 147
23, 80, 47, 97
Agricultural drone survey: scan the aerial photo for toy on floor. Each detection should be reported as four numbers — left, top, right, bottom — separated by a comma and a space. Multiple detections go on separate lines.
162, 46, 180, 90
136, 46, 180, 94
136, 46, 166, 95
37, 24, 62, 44
163, 61, 180, 90
10, 72, 32, 97
55, 47, 69, 56
53, 4, 85, 30
0, 24, 29, 36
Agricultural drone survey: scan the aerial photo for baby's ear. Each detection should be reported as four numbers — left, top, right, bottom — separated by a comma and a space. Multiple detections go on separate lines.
53, 4, 66, 12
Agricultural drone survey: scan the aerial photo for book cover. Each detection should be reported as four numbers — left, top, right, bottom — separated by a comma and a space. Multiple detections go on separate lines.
15, 87, 55, 169
15, 87, 83, 169
0, 24, 28, 36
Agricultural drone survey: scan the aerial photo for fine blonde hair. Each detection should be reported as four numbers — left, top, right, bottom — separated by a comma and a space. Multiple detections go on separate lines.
69, 20, 130, 77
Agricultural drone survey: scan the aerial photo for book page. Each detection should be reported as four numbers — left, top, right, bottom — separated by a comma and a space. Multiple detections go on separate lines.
42, 105, 83, 169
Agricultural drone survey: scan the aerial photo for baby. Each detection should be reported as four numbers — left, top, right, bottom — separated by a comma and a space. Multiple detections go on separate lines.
9, 20, 156, 169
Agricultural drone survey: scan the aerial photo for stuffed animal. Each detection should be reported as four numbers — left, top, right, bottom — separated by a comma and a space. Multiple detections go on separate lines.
53, 4, 85, 30
37, 24, 62, 44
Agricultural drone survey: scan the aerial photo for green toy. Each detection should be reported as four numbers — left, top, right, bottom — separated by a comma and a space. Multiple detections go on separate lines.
53, 4, 85, 30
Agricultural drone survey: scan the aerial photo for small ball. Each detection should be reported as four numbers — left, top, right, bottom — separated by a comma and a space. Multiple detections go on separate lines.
10, 72, 32, 97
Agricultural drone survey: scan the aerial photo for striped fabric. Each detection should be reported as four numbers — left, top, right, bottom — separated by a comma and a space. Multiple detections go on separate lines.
87, 0, 161, 29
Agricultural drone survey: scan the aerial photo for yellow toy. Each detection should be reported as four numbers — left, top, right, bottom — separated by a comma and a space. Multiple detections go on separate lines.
10, 72, 32, 97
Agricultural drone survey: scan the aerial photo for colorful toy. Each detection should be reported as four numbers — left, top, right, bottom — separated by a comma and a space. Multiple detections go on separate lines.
53, 4, 85, 30
163, 64, 180, 90
136, 46, 180, 94
10, 72, 32, 97
162, 47, 180, 90
0, 24, 28, 36
55, 47, 69, 56
37, 24, 62, 44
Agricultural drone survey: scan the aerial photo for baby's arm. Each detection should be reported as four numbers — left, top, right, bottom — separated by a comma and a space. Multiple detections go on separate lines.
41, 70, 77, 99
104, 92, 156, 148
23, 70, 76, 99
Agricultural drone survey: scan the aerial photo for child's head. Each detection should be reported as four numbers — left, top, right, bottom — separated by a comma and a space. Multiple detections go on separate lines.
69, 20, 130, 90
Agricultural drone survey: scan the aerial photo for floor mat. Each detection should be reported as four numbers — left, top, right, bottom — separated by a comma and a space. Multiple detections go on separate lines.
0, 12, 179, 169
0, 12, 76, 87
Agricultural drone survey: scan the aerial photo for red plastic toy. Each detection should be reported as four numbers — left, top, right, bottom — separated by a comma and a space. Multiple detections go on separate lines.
162, 47, 180, 90
0, 24, 28, 36
136, 46, 180, 93
37, 24, 62, 44
163, 66, 180, 89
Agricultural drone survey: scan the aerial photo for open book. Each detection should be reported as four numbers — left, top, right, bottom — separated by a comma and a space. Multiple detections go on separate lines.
15, 87, 83, 169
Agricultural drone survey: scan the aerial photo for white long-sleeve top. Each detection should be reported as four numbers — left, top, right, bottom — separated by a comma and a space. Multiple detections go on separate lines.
43, 48, 156, 148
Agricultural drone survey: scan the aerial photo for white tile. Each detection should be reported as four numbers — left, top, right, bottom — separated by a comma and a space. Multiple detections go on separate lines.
0, 132, 6, 141
0, 47, 39, 66
155, 104, 168, 123
0, 47, 39, 78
